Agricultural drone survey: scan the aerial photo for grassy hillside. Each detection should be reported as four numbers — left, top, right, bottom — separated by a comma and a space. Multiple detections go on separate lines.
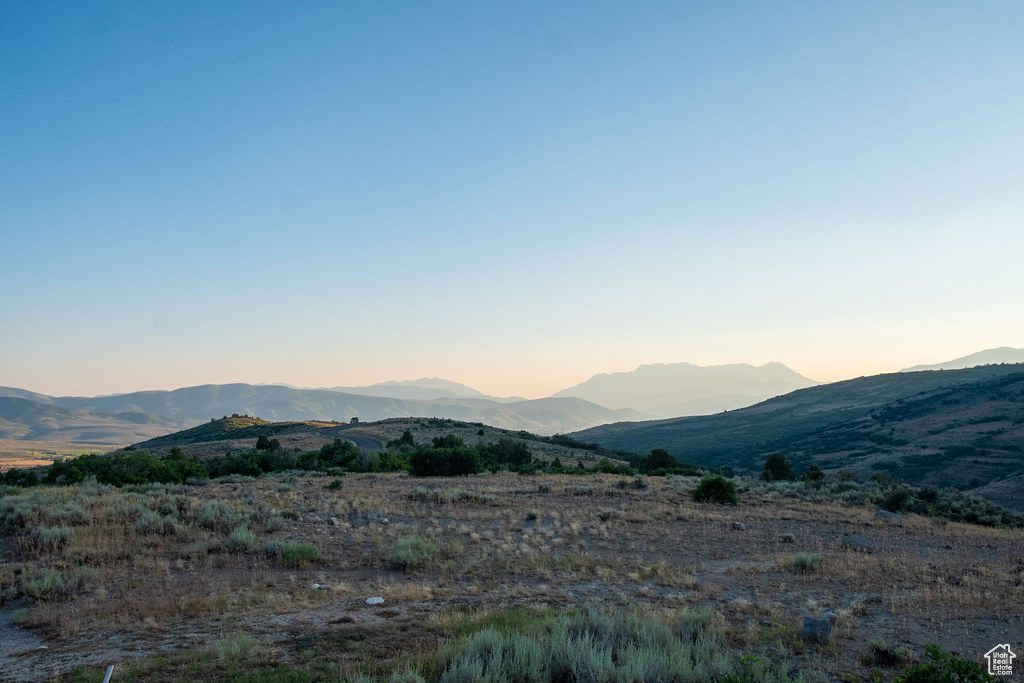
572, 365, 1024, 509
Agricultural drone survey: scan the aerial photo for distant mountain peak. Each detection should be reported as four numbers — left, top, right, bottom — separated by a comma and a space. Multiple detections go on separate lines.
902, 347, 1024, 373
552, 360, 817, 418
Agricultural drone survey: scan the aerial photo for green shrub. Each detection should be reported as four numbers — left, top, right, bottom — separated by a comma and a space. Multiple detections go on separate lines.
894, 644, 993, 682
22, 566, 98, 601
198, 499, 242, 532
790, 552, 823, 573
691, 474, 739, 505
760, 453, 795, 482
225, 525, 256, 553
431, 607, 799, 683
34, 525, 76, 551
281, 542, 319, 567
861, 637, 913, 668
387, 535, 438, 570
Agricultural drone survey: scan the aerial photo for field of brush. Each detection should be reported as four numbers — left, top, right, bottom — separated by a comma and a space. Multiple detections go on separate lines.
1, 471, 1021, 681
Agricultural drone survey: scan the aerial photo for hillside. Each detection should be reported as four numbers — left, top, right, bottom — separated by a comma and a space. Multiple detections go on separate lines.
572, 365, 1024, 510
127, 415, 628, 468
553, 361, 817, 417
0, 397, 184, 444
902, 346, 1024, 371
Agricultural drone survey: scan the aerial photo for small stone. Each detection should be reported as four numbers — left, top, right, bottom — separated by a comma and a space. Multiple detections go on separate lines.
781, 533, 796, 543
731, 522, 746, 531
330, 517, 340, 527
312, 583, 329, 590
365, 596, 384, 605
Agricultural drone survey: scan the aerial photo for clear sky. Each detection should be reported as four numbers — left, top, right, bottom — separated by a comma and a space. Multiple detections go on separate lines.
2, 1, 1022, 398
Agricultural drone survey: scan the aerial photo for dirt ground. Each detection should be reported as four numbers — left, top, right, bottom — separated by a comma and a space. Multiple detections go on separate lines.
1, 472, 1022, 681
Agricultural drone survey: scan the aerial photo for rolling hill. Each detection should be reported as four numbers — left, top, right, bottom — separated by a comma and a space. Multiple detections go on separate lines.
552, 361, 817, 417
572, 364, 1024, 510
0, 397, 184, 444
0, 383, 645, 445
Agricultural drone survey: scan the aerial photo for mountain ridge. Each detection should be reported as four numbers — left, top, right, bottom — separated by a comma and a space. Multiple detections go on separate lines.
553, 360, 817, 417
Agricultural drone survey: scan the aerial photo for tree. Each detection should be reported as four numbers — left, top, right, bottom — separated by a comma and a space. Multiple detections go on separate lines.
691, 474, 739, 505
644, 448, 675, 471
255, 435, 271, 451
761, 453, 794, 481
802, 465, 825, 482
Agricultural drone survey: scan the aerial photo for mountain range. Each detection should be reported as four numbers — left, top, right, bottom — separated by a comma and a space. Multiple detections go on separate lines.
2, 348, 1020, 448
0, 383, 643, 443
902, 346, 1024, 372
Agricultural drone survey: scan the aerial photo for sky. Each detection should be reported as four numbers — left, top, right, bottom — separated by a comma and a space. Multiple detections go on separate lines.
2, 1, 1022, 399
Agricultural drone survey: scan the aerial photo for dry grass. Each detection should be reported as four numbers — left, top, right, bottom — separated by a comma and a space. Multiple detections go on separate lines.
1, 472, 1021, 680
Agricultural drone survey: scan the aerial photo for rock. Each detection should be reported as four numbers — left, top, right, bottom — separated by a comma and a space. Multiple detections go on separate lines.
365, 597, 384, 605
312, 583, 329, 590
731, 522, 746, 531
802, 612, 837, 644
781, 533, 796, 543
330, 517, 340, 527
875, 510, 902, 522
841, 533, 875, 552
348, 509, 390, 527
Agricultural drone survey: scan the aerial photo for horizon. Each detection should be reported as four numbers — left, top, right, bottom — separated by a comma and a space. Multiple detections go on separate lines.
3, 3, 1023, 400
7, 346, 1022, 400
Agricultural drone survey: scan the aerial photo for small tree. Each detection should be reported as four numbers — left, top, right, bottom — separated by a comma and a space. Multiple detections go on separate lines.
802, 465, 825, 482
761, 453, 794, 481
644, 448, 675, 472
255, 436, 271, 451
691, 474, 738, 505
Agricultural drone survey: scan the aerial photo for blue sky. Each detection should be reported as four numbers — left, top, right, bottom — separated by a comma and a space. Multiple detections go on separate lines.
2, 1, 1022, 397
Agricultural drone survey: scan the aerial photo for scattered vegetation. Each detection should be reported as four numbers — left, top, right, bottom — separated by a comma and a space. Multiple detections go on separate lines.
893, 644, 994, 682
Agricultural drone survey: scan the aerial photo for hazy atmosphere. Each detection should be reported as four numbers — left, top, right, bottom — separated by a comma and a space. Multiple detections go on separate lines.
2, 1, 1022, 398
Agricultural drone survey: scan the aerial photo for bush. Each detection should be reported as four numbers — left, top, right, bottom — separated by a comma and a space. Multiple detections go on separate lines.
894, 644, 993, 682
225, 525, 256, 553
790, 552, 823, 573
281, 542, 319, 567
198, 500, 242, 533
387, 535, 438, 570
760, 453, 794, 482
692, 474, 739, 505
34, 525, 76, 551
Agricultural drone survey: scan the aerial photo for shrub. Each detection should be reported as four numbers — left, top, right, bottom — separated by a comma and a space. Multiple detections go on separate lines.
790, 552, 823, 573
431, 607, 795, 683
34, 525, 76, 551
691, 475, 739, 505
861, 637, 913, 668
387, 535, 438, 570
281, 542, 319, 567
225, 525, 256, 553
198, 499, 242, 533
882, 485, 914, 512
760, 453, 794, 481
894, 644, 993, 682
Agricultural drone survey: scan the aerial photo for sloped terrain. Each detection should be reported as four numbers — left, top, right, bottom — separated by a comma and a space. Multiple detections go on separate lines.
573, 365, 1024, 509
